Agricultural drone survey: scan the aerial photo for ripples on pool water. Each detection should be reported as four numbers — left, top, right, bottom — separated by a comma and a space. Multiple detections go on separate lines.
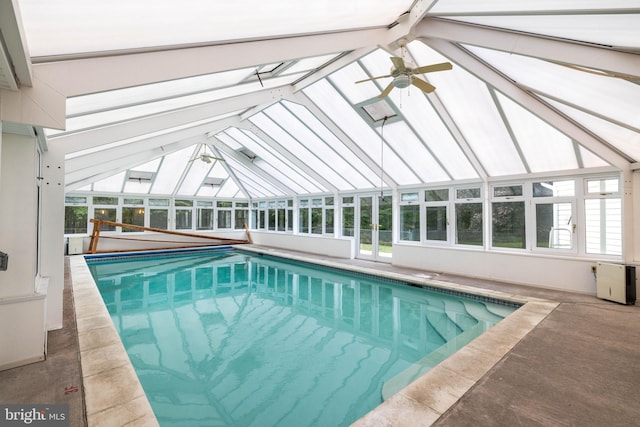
88, 249, 516, 427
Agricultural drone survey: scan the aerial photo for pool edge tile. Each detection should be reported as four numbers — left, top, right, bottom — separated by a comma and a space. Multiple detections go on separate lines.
70, 255, 160, 427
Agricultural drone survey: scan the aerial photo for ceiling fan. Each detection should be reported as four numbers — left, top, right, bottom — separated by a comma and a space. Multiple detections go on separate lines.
188, 145, 224, 164
356, 56, 452, 98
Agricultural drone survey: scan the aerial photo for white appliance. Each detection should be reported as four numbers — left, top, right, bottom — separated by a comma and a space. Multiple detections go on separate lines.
596, 262, 636, 305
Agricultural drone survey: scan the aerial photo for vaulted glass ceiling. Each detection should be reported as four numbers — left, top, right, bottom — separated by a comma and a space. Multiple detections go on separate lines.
12, 1, 640, 200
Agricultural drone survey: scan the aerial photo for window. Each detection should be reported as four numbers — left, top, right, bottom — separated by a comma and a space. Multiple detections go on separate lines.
342, 197, 355, 237
93, 196, 118, 205
268, 201, 277, 231
533, 180, 575, 250
325, 197, 334, 234
122, 207, 144, 232
175, 199, 193, 230
585, 177, 621, 256
311, 198, 323, 234
425, 188, 448, 242
150, 209, 168, 229
492, 185, 525, 249
299, 199, 309, 233
197, 201, 214, 230
149, 198, 169, 229
277, 200, 286, 231
455, 187, 482, 246
94, 207, 117, 231
400, 192, 420, 242
235, 202, 249, 230
64, 197, 88, 234
287, 200, 294, 232
217, 201, 232, 229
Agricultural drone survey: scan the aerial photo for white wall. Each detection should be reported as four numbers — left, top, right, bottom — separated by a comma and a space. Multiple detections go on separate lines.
393, 244, 599, 294
250, 232, 355, 259
0, 132, 47, 369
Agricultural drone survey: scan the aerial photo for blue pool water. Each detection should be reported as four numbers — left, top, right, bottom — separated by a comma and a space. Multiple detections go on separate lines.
87, 248, 517, 427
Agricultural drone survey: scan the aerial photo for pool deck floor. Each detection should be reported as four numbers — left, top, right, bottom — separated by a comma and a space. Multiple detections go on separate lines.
1, 245, 640, 426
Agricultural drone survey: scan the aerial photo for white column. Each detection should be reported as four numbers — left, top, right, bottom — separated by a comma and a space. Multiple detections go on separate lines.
0, 131, 46, 370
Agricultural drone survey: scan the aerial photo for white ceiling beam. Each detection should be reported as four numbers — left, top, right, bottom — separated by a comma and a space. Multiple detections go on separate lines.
51, 86, 292, 154
421, 37, 631, 171
0, 0, 33, 87
414, 17, 640, 78
66, 116, 238, 175
65, 136, 207, 191
32, 28, 389, 98
0, 77, 66, 129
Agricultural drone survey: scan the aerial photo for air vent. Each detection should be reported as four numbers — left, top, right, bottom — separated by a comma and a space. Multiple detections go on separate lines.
356, 98, 401, 127
238, 148, 257, 161
203, 177, 225, 187
127, 171, 154, 182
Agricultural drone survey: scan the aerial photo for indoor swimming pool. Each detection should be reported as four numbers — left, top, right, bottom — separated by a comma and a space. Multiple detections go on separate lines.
86, 248, 518, 427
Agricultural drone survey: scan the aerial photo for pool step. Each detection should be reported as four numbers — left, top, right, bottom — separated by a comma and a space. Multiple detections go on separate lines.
462, 300, 504, 324
381, 322, 486, 400
443, 299, 477, 331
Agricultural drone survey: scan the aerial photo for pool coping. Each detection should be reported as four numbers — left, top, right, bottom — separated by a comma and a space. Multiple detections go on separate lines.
69, 246, 559, 427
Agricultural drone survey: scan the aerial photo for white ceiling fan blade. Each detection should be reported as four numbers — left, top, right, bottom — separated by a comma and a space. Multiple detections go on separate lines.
412, 77, 436, 94
390, 56, 406, 70
378, 82, 395, 98
355, 74, 393, 84
413, 62, 453, 75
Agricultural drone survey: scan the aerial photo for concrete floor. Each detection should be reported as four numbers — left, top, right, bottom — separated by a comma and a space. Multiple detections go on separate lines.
0, 258, 86, 427
1, 249, 639, 427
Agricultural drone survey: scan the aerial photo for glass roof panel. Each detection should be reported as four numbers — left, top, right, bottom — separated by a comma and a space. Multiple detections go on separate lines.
408, 42, 525, 176
196, 162, 229, 198
130, 159, 161, 172
465, 45, 640, 129
224, 157, 284, 198
543, 97, 640, 162
429, 1, 640, 14
379, 121, 450, 182
384, 84, 479, 180
214, 179, 241, 199
19, 0, 412, 56
177, 159, 217, 196
265, 102, 373, 189
151, 147, 194, 195
282, 101, 379, 186
122, 180, 152, 194
444, 14, 640, 49
93, 171, 126, 193
214, 131, 244, 151
579, 146, 609, 168
223, 128, 320, 193
219, 128, 323, 194
250, 111, 352, 190
304, 79, 419, 186
329, 62, 382, 104
497, 93, 579, 172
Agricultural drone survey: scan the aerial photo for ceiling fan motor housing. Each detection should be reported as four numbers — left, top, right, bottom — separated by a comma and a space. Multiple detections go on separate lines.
393, 74, 412, 88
